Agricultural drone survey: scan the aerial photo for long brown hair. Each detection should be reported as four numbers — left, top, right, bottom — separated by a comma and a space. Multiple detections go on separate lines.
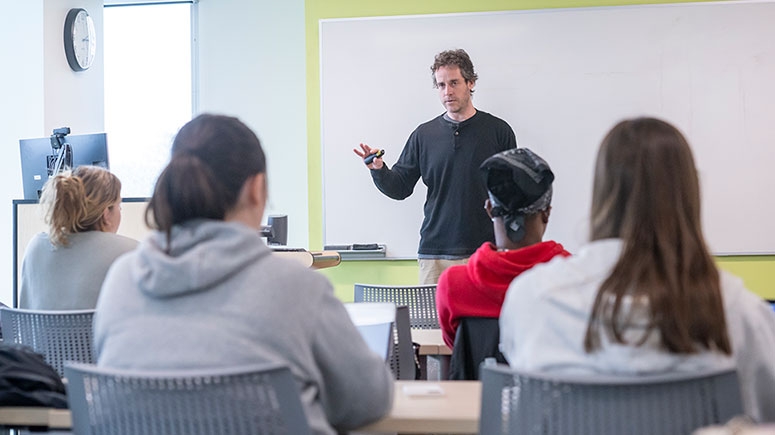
40, 166, 122, 247
584, 117, 731, 355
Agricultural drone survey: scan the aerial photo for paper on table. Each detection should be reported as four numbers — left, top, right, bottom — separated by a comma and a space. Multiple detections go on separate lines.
402, 383, 445, 397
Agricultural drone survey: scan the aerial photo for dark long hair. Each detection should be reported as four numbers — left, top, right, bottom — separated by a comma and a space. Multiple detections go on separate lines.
146, 114, 266, 244
584, 117, 731, 355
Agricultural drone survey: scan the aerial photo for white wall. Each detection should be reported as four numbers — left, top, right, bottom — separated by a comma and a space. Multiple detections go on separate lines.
197, 0, 309, 248
44, 1, 105, 133
0, 0, 307, 304
0, 1, 44, 305
0, 0, 104, 305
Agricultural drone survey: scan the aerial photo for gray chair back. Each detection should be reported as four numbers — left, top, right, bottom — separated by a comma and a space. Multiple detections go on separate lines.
345, 302, 415, 380
0, 307, 94, 377
354, 283, 439, 329
479, 364, 743, 435
389, 305, 416, 380
65, 362, 311, 435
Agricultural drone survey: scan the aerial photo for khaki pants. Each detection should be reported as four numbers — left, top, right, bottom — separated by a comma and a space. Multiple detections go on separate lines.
418, 258, 469, 285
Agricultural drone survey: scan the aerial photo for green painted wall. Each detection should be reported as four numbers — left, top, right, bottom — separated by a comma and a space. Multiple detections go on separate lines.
305, 0, 775, 302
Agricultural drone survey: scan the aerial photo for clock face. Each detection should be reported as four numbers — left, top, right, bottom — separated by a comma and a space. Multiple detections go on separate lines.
64, 8, 96, 71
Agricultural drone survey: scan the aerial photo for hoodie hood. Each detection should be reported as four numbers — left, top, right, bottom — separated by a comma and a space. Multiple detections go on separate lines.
467, 241, 570, 305
131, 220, 270, 298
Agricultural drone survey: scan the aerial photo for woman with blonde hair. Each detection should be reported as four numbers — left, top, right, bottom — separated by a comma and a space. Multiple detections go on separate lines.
20, 166, 137, 309
499, 117, 775, 422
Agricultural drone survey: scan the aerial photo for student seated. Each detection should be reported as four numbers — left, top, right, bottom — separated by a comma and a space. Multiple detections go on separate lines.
436, 148, 570, 349
20, 166, 137, 310
94, 114, 393, 435
500, 117, 775, 422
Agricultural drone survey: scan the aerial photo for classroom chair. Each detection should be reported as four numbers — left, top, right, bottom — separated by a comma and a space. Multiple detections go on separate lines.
353, 283, 439, 329
0, 307, 94, 377
65, 362, 311, 435
389, 305, 417, 380
479, 364, 743, 435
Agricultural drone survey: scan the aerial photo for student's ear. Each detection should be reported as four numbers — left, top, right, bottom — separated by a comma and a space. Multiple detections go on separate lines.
99, 207, 111, 231
248, 173, 267, 206
542, 206, 551, 224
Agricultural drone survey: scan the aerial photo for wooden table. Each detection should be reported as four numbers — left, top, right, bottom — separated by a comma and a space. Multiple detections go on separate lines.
411, 329, 452, 380
311, 250, 342, 269
357, 380, 481, 434
411, 329, 452, 356
273, 249, 341, 269
0, 407, 71, 430
1, 382, 481, 434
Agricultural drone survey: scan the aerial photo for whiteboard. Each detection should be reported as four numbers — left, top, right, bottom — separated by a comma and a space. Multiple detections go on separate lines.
320, 1, 775, 258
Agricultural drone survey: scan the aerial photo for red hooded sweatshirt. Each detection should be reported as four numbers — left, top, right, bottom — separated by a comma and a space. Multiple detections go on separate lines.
436, 241, 570, 348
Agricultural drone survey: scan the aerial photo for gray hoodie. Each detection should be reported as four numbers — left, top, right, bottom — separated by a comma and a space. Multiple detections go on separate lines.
94, 219, 393, 435
501, 239, 775, 422
21, 231, 138, 310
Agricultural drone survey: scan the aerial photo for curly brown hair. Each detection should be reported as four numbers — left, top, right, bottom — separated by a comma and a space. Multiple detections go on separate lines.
430, 49, 478, 91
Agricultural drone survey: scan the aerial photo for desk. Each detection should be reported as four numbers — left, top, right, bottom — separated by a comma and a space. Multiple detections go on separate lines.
311, 250, 342, 269
411, 329, 452, 380
411, 329, 451, 356
1, 382, 481, 434
357, 380, 480, 434
0, 407, 71, 430
273, 250, 341, 269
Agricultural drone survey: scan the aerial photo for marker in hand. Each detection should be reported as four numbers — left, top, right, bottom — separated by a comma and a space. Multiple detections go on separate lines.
364, 149, 385, 165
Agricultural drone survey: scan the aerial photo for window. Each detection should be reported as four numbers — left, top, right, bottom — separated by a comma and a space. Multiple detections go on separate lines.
104, 2, 195, 197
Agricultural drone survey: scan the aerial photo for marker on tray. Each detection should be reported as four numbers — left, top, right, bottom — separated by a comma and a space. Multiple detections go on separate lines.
364, 149, 385, 165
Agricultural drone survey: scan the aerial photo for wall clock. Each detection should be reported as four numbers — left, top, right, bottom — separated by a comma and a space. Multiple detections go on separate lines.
64, 8, 96, 72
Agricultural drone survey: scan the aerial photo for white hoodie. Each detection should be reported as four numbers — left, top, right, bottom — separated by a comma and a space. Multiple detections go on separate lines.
94, 219, 393, 435
500, 239, 775, 422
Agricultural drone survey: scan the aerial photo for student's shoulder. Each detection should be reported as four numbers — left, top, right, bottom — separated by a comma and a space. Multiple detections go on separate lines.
261, 252, 334, 290
87, 231, 139, 250
510, 240, 619, 297
720, 271, 772, 317
110, 232, 140, 246
25, 232, 52, 250
508, 253, 573, 293
437, 262, 471, 294
252, 254, 340, 314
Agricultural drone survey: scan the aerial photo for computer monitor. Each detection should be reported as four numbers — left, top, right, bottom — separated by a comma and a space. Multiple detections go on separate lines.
19, 132, 110, 200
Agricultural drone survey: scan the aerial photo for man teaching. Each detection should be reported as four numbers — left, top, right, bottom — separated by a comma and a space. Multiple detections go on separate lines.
354, 49, 517, 284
